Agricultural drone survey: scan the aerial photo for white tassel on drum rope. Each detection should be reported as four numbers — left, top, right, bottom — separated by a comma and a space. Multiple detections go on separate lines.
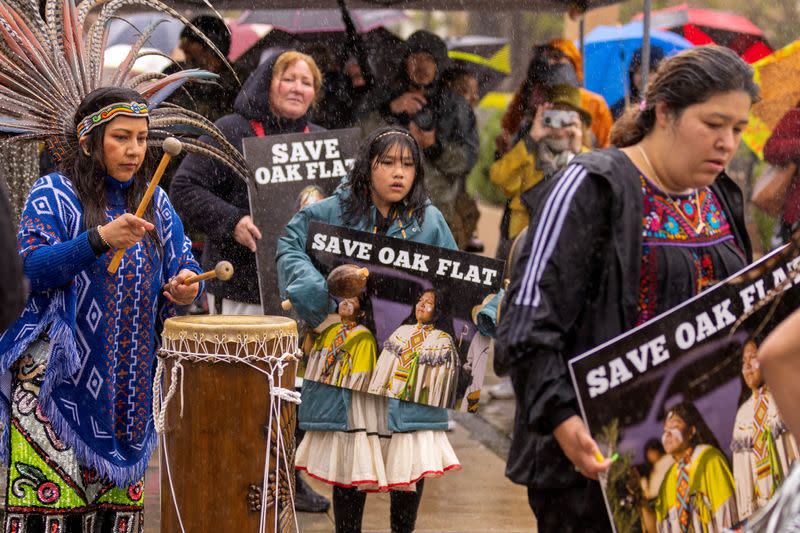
258, 351, 302, 533
156, 335, 301, 533
153, 358, 184, 434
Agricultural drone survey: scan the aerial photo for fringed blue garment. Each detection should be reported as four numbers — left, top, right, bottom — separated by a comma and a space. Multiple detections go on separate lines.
0, 172, 203, 486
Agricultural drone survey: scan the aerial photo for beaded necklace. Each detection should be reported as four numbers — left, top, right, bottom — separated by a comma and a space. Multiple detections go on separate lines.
636, 145, 706, 234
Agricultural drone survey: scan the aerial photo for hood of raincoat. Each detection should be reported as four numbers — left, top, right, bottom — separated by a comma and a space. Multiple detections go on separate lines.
233, 50, 314, 132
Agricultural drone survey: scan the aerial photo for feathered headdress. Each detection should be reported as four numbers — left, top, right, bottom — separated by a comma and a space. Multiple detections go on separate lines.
0, 0, 249, 181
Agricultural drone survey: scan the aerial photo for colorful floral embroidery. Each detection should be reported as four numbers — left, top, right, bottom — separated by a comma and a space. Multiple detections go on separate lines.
637, 175, 736, 324
640, 176, 732, 243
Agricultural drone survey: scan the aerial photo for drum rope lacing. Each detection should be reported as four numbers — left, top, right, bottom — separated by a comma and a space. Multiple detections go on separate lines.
154, 332, 303, 533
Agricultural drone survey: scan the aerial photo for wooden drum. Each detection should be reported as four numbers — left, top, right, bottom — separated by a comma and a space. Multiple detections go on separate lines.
156, 315, 299, 533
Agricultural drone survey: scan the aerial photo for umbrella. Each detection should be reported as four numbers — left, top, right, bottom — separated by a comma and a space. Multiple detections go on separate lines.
743, 40, 800, 159
227, 21, 266, 61
237, 9, 407, 33
632, 4, 772, 63
232, 26, 406, 87
446, 36, 511, 101
583, 21, 693, 108
105, 14, 268, 61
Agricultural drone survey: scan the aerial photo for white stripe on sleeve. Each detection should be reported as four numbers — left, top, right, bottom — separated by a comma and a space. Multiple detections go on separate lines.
514, 164, 588, 308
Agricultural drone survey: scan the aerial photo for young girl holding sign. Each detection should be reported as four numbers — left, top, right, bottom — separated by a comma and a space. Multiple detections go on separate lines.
277, 125, 460, 532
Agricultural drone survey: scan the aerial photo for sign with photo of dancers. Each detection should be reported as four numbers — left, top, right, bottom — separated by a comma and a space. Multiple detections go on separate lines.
304, 221, 504, 413
568, 245, 800, 533
243, 128, 361, 314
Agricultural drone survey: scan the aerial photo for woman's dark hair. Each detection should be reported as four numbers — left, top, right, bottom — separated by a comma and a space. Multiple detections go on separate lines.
68, 87, 158, 236
341, 126, 428, 227
665, 401, 722, 452
611, 45, 760, 147
641, 438, 665, 477
354, 287, 377, 335
401, 286, 455, 339
644, 437, 665, 458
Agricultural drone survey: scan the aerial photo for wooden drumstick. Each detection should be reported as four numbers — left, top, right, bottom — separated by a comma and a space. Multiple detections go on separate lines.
107, 137, 183, 274
183, 261, 234, 285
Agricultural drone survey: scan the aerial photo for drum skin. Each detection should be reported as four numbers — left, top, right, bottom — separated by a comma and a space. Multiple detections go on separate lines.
159, 315, 298, 533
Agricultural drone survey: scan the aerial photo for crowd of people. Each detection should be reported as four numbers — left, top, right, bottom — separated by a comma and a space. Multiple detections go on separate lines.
1, 6, 800, 533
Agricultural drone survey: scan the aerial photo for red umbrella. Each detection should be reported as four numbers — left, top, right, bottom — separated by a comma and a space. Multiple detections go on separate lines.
227, 21, 267, 62
633, 4, 772, 63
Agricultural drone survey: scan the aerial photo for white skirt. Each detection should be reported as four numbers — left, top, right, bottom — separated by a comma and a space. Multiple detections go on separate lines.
295, 391, 461, 492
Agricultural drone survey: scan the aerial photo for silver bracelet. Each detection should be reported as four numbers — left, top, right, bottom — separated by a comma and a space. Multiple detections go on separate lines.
96, 225, 111, 249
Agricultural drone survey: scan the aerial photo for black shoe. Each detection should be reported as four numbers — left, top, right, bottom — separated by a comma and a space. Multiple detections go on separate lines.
294, 472, 330, 513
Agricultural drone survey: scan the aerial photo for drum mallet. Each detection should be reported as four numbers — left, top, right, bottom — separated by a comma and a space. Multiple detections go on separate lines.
183, 261, 234, 285
107, 137, 183, 274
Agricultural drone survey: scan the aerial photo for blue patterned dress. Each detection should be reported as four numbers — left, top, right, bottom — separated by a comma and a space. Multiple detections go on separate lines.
0, 173, 202, 531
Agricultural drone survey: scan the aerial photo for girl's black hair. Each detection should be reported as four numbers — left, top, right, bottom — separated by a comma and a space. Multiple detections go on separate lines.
342, 284, 377, 335
665, 401, 723, 453
68, 87, 158, 237
341, 125, 428, 228
401, 286, 455, 340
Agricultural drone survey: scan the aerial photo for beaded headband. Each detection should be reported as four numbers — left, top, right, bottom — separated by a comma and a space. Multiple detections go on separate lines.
374, 130, 414, 143
76, 101, 149, 139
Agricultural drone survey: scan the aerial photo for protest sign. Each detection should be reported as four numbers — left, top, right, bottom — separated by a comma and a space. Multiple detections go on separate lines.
304, 221, 504, 413
569, 245, 800, 532
243, 128, 360, 314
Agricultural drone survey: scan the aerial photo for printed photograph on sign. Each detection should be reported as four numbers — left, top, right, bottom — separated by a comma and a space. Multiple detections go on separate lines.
568, 245, 800, 533
301, 221, 504, 413
242, 129, 360, 315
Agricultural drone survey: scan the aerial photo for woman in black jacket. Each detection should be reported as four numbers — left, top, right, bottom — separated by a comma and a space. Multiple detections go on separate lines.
496, 46, 758, 532
170, 50, 323, 313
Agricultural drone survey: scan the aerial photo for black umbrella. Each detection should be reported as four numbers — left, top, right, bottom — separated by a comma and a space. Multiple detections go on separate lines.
237, 8, 407, 32
232, 26, 405, 86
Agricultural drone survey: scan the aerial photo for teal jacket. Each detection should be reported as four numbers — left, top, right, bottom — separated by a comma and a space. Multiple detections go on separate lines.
277, 185, 457, 432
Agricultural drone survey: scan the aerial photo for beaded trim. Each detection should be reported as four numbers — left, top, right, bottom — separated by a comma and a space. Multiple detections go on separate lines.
76, 101, 149, 139
374, 130, 413, 142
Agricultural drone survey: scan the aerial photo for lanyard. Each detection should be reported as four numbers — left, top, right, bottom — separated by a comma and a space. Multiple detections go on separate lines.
372, 208, 411, 239
250, 120, 310, 137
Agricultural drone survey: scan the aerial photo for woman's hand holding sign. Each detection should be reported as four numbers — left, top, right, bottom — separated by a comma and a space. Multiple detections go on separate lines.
553, 415, 612, 480
234, 215, 262, 252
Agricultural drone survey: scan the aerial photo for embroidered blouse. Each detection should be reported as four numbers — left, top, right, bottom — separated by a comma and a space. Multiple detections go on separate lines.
636, 175, 746, 325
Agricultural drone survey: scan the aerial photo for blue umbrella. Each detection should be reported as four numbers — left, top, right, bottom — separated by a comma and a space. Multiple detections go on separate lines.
583, 21, 693, 108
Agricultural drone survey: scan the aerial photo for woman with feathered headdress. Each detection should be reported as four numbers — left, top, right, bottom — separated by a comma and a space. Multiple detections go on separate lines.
0, 0, 248, 529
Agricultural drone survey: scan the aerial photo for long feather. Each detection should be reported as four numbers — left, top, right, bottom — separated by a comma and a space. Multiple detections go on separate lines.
0, 0, 249, 195
110, 18, 168, 87
148, 133, 251, 184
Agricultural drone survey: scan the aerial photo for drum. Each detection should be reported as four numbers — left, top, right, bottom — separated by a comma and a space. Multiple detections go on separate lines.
156, 315, 300, 533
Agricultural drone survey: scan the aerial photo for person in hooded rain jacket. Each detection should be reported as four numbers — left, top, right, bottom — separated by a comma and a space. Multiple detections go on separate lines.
356, 30, 479, 250
170, 50, 324, 314
277, 125, 461, 533
501, 40, 613, 150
